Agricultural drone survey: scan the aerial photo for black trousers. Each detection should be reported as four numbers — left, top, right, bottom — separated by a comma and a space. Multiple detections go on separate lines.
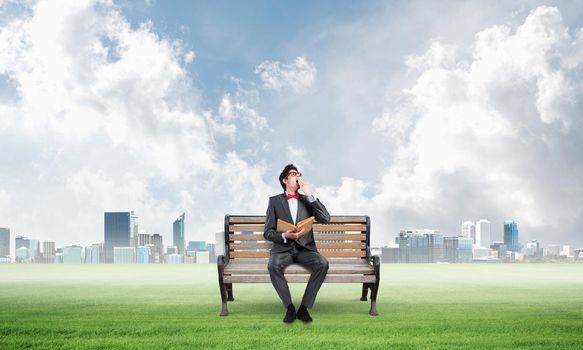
268, 243, 329, 309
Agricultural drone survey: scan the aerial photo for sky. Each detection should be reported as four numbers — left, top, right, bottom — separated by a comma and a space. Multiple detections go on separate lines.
1, 0, 583, 253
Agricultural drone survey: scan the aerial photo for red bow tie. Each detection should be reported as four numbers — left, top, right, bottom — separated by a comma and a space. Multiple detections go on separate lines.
287, 193, 299, 200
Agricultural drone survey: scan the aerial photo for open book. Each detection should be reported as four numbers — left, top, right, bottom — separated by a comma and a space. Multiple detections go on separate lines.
276, 216, 315, 239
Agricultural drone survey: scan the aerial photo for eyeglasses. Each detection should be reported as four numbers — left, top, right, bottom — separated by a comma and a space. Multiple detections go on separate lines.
286, 171, 302, 178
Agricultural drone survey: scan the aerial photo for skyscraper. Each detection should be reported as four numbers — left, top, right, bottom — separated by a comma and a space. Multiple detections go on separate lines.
150, 233, 164, 263
504, 220, 520, 252
130, 211, 138, 247
136, 233, 150, 247
0, 227, 9, 257
461, 221, 476, 244
475, 219, 491, 248
28, 239, 40, 261
173, 213, 185, 255
42, 241, 56, 258
104, 212, 132, 263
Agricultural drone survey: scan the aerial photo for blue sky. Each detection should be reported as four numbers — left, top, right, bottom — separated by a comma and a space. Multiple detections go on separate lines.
1, 0, 583, 253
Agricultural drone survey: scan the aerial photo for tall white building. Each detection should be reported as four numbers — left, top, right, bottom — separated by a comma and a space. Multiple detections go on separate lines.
475, 219, 491, 248
561, 245, 574, 257
461, 221, 476, 244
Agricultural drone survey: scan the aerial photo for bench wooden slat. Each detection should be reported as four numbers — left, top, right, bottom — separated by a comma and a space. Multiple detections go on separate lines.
229, 234, 367, 241
229, 242, 366, 250
224, 275, 376, 283
230, 251, 366, 258
228, 224, 367, 232
228, 216, 266, 224
227, 215, 368, 224
224, 263, 373, 274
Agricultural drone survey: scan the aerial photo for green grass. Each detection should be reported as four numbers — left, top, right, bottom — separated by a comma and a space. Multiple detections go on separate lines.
1, 264, 582, 349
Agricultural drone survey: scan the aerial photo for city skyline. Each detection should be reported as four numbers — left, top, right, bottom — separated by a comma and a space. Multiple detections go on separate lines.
2, 1, 583, 248
2, 209, 581, 263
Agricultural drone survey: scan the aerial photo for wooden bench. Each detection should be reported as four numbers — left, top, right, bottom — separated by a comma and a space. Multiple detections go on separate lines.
217, 215, 380, 316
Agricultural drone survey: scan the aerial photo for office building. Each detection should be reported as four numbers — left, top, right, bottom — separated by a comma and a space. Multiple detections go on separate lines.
504, 220, 520, 252
16, 246, 29, 262
42, 241, 56, 258
150, 234, 164, 263
381, 245, 399, 263
476, 219, 491, 248
15, 235, 29, 250
165, 253, 184, 264
136, 233, 150, 247
0, 227, 9, 258
113, 247, 135, 264
28, 239, 40, 261
104, 212, 133, 263
461, 221, 476, 244
561, 245, 574, 257
490, 241, 508, 260
395, 229, 444, 263
84, 243, 103, 264
472, 247, 492, 259
136, 246, 151, 264
207, 242, 216, 264
63, 245, 83, 264
545, 245, 561, 257
187, 240, 206, 252
524, 240, 541, 257
173, 213, 185, 254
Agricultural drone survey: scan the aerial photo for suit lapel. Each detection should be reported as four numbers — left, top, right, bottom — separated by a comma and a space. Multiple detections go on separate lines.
297, 196, 309, 222
278, 193, 294, 223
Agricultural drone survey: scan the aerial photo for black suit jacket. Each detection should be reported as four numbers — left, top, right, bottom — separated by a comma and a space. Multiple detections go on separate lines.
263, 193, 331, 253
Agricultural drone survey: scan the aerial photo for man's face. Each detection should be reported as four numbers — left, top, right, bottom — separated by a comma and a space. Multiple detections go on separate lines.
283, 169, 302, 191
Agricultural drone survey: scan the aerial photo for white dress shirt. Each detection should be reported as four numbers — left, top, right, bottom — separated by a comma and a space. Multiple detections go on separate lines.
281, 192, 316, 244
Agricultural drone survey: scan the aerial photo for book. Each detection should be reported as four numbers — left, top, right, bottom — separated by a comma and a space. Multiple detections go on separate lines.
276, 216, 315, 238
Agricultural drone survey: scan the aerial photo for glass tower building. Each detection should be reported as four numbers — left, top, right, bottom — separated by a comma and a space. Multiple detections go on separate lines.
504, 220, 520, 252
173, 213, 185, 255
104, 212, 132, 263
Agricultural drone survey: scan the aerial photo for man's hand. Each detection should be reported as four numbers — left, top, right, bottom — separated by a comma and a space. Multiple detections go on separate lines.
297, 178, 312, 196
284, 228, 305, 240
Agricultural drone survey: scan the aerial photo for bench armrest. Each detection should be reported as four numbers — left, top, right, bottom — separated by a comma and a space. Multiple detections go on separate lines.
217, 254, 229, 267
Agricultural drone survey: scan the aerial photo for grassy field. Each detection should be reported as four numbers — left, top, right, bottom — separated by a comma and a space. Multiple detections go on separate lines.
1, 263, 582, 349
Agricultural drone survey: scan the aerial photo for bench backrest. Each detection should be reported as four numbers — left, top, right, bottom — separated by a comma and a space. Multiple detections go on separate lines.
223, 215, 371, 261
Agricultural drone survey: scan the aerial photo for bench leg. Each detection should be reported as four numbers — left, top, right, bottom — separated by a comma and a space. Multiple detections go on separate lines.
360, 283, 369, 301
227, 283, 234, 301
369, 256, 380, 316
217, 255, 229, 316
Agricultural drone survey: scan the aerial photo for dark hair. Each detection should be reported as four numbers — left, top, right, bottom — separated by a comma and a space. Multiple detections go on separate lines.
278, 164, 298, 191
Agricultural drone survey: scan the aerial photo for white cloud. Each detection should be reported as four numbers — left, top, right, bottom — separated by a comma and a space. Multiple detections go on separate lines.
218, 93, 268, 133
255, 56, 317, 93
284, 145, 312, 172
0, 188, 10, 212
0, 0, 276, 246
361, 6, 583, 245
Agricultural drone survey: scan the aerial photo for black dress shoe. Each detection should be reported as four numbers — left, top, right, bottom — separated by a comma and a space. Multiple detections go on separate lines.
296, 304, 312, 323
283, 304, 296, 323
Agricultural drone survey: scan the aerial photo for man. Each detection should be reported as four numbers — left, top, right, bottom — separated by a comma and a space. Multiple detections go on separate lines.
263, 164, 331, 323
